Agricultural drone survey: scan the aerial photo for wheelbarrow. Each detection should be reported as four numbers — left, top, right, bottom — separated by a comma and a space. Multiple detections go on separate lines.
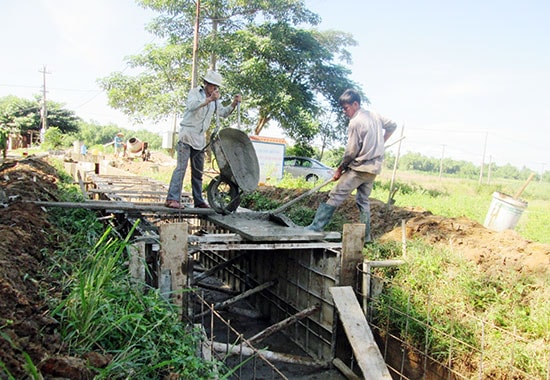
206, 128, 260, 214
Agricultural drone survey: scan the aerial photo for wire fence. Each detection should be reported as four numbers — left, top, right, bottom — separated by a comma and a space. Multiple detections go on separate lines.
356, 265, 550, 380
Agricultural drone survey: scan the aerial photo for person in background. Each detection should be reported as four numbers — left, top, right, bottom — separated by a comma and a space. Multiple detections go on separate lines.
165, 70, 242, 209
114, 132, 124, 157
306, 88, 397, 243
0, 129, 7, 160
80, 143, 87, 156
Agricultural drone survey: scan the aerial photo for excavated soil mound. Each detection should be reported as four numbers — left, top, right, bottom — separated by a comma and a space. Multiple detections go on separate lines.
0, 157, 95, 379
251, 185, 549, 277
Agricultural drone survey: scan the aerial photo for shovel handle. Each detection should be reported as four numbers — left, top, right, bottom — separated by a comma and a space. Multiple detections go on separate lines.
237, 101, 241, 129
514, 173, 535, 199
271, 177, 334, 215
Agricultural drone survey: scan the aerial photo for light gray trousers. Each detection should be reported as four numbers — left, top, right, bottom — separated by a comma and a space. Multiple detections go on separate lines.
326, 169, 377, 214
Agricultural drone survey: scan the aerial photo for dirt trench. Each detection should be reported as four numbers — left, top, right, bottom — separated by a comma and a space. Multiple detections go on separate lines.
1, 154, 548, 379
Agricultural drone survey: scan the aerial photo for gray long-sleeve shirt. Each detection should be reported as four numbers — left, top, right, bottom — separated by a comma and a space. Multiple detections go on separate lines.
179, 86, 235, 150
340, 108, 397, 174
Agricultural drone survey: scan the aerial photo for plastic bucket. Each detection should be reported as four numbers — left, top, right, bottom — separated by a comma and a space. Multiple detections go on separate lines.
483, 192, 527, 231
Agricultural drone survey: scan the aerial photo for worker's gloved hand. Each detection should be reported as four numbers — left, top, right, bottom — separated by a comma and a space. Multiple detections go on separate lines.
333, 167, 343, 181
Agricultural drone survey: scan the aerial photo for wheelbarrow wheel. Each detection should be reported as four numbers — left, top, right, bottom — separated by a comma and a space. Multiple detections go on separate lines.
206, 176, 241, 214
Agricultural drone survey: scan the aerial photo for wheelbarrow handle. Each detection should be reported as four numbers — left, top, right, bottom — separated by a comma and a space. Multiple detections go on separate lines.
270, 177, 334, 215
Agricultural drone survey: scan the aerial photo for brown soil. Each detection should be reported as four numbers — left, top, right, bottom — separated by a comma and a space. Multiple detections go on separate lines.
0, 153, 548, 379
254, 185, 549, 277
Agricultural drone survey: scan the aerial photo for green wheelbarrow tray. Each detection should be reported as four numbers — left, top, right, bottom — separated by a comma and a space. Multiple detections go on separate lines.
207, 128, 260, 214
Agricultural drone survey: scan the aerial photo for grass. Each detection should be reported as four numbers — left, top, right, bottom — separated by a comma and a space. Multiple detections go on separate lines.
243, 172, 549, 378
41, 158, 223, 379
50, 224, 220, 379
367, 240, 549, 377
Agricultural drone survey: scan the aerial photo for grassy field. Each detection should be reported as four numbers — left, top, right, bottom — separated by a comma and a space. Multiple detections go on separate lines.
373, 170, 550, 244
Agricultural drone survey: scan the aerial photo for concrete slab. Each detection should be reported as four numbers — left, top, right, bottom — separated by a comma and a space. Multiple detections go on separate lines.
207, 212, 326, 242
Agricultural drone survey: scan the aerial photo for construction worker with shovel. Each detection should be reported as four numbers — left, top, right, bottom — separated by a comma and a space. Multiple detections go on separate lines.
306, 88, 397, 243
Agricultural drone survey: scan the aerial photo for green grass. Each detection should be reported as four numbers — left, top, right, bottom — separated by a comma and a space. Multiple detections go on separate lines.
50, 224, 220, 379
368, 240, 549, 377
242, 173, 549, 378
42, 158, 223, 379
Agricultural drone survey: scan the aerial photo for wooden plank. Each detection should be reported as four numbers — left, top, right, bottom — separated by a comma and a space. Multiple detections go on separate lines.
190, 242, 341, 252
28, 200, 215, 215
339, 224, 365, 286
159, 223, 189, 319
329, 286, 391, 379
208, 213, 329, 241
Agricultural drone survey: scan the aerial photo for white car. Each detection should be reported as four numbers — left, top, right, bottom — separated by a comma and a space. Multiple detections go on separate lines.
283, 156, 334, 182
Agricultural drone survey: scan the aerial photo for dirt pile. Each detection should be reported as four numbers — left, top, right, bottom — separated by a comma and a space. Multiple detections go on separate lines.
0, 157, 94, 379
252, 185, 549, 277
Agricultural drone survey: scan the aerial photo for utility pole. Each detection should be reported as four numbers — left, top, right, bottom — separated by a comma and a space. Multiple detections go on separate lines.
191, 0, 200, 88
38, 65, 50, 144
438, 144, 445, 180
478, 131, 488, 185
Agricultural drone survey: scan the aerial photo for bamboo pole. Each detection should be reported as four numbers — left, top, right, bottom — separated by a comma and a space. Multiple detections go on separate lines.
209, 341, 329, 367
247, 304, 319, 345
194, 280, 276, 319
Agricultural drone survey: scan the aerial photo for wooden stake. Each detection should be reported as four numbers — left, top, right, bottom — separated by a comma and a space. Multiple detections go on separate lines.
159, 223, 189, 319
514, 173, 536, 199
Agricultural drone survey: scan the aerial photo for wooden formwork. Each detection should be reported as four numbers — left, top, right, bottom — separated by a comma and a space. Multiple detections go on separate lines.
61, 160, 367, 365
196, 224, 365, 362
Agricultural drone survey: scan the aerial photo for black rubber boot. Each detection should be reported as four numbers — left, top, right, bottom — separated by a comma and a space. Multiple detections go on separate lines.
306, 203, 337, 232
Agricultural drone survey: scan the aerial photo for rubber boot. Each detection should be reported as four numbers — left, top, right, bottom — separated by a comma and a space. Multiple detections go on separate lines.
306, 203, 336, 232
360, 211, 372, 244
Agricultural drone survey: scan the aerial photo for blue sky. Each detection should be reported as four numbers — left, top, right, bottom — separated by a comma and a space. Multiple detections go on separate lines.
1, 0, 548, 172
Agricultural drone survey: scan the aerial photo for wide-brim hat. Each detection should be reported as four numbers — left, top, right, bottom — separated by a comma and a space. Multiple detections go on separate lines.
116, 132, 124, 136
202, 70, 223, 87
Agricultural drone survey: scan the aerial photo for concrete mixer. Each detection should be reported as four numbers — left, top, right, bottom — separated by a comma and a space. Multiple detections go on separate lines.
125, 137, 151, 161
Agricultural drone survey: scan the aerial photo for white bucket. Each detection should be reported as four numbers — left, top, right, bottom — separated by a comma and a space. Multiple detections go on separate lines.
483, 192, 527, 231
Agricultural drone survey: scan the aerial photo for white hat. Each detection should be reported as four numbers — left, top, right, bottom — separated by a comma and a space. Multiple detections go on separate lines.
202, 70, 223, 87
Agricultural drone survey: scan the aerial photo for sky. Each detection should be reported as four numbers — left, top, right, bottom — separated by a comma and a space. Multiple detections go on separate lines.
1, 0, 548, 172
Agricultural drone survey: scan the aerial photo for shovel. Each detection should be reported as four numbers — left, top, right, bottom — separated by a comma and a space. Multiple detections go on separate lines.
267, 177, 334, 226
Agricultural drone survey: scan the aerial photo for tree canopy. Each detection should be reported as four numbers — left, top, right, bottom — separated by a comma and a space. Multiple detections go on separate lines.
0, 96, 80, 136
99, 0, 359, 150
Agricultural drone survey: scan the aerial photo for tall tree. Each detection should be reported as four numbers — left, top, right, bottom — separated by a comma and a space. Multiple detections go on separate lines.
100, 0, 358, 148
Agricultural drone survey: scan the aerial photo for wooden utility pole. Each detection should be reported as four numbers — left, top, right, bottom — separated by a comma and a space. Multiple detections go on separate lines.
191, 0, 200, 88
39, 65, 50, 144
